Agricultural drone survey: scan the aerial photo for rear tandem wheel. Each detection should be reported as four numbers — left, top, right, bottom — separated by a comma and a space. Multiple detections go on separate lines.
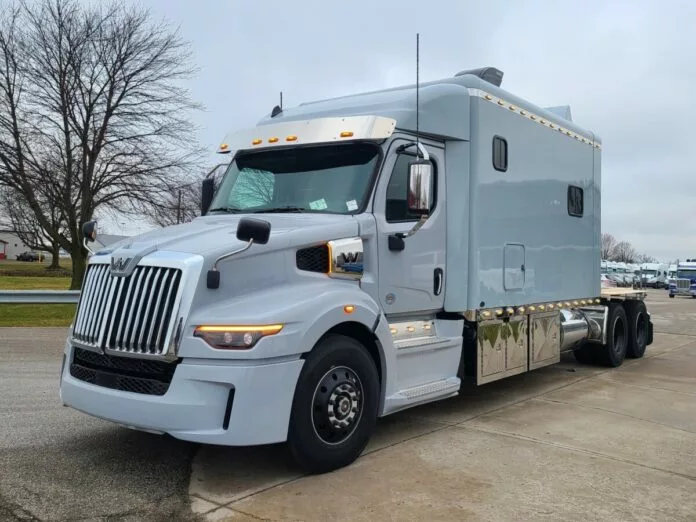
573, 302, 628, 367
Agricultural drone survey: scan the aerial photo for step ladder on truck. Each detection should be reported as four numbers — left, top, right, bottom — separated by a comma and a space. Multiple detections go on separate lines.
59, 65, 654, 474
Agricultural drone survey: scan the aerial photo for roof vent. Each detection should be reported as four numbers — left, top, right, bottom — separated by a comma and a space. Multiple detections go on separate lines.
454, 67, 504, 87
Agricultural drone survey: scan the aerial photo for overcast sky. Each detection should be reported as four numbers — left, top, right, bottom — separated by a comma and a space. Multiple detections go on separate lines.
101, 0, 694, 262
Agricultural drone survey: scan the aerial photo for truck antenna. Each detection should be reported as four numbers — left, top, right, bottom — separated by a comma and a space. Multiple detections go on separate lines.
416, 33, 420, 157
271, 91, 284, 118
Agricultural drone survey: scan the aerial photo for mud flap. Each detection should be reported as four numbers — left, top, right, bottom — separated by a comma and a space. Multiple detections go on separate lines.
647, 313, 654, 346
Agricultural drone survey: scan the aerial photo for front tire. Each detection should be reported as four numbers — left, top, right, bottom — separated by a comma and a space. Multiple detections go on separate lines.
287, 334, 379, 474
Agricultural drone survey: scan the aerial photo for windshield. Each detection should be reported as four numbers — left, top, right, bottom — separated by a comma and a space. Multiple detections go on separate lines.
209, 143, 381, 214
677, 269, 696, 278
642, 269, 657, 276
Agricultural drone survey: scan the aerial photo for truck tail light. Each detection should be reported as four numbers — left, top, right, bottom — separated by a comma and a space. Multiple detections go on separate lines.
193, 324, 283, 349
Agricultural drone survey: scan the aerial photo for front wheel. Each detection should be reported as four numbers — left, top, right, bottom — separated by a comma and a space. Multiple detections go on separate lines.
287, 334, 380, 474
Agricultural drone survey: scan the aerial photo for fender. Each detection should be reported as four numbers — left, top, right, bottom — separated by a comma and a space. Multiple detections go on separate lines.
181, 280, 397, 413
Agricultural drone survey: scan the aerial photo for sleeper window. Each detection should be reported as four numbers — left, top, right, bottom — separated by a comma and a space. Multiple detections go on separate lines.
568, 185, 584, 217
385, 153, 436, 222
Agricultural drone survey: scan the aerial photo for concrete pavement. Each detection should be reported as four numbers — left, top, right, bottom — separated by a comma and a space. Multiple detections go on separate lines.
0, 328, 200, 522
1, 289, 695, 521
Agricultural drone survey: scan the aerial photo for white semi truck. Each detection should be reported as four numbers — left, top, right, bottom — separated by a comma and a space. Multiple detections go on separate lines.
59, 67, 653, 473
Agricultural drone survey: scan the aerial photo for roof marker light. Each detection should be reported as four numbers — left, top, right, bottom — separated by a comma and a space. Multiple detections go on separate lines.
286, 135, 298, 142
252, 139, 262, 145
340, 131, 354, 138
268, 137, 279, 143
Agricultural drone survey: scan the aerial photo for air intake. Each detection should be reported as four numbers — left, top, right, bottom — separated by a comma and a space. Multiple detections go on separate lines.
454, 67, 504, 87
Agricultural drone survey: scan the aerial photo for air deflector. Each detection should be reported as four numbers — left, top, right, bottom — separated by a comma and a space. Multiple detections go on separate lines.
454, 67, 504, 87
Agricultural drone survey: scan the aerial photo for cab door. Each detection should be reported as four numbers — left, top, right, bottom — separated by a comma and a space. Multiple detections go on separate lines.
373, 138, 447, 316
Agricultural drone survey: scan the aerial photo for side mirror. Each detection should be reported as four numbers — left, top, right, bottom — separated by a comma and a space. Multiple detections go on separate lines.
236, 217, 271, 244
407, 160, 433, 215
82, 220, 97, 242
201, 178, 215, 215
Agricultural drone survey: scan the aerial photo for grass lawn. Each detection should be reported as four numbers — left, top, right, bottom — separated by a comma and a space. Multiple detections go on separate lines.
0, 259, 72, 277
0, 304, 76, 327
0, 276, 71, 290
0, 259, 75, 326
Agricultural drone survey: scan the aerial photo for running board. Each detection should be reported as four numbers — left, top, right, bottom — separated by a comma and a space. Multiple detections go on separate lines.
383, 377, 460, 414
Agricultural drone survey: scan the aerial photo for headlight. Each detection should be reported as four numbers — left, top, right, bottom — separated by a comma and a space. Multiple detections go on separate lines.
193, 324, 283, 349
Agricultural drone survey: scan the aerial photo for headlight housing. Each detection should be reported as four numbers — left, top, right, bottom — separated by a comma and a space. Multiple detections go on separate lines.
193, 324, 283, 349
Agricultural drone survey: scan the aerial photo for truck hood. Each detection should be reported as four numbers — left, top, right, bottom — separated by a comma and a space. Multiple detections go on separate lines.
94, 213, 360, 261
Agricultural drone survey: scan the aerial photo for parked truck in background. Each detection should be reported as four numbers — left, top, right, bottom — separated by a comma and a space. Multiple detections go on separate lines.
640, 262, 668, 288
59, 66, 654, 473
669, 260, 696, 298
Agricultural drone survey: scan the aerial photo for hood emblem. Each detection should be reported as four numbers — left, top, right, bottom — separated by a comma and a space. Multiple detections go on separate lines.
110, 256, 133, 276
108, 245, 157, 277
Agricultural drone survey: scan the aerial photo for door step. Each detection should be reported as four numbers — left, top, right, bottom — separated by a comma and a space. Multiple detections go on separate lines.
393, 336, 452, 351
384, 377, 460, 413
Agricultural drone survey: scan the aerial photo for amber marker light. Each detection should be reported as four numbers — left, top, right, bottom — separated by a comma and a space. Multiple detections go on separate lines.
340, 131, 354, 138
194, 324, 283, 350
252, 139, 262, 145
268, 137, 279, 143
286, 135, 298, 142
344, 305, 355, 314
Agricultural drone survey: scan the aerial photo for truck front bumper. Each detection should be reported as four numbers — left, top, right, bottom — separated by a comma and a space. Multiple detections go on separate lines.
60, 342, 304, 446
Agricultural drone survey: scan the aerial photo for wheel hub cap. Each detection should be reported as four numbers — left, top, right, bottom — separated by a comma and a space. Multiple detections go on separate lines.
311, 366, 364, 445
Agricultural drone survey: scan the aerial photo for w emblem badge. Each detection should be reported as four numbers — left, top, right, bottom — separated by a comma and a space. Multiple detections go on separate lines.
110, 256, 132, 276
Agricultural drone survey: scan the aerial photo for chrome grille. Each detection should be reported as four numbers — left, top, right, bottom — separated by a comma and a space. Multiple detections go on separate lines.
677, 279, 690, 289
72, 263, 183, 356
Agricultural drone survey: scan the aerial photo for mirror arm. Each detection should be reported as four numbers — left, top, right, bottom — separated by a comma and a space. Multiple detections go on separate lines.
396, 141, 430, 161
83, 238, 95, 255
211, 239, 255, 271
396, 215, 429, 239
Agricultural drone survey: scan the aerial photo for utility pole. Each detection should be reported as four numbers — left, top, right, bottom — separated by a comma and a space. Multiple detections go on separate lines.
176, 189, 182, 224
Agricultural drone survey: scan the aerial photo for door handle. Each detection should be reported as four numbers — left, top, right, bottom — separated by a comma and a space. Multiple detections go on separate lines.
434, 268, 443, 296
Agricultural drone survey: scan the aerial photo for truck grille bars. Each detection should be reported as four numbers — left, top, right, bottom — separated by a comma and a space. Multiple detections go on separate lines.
72, 263, 183, 358
676, 279, 690, 289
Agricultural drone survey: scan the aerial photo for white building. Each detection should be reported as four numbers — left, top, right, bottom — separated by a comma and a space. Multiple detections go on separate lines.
0, 229, 32, 260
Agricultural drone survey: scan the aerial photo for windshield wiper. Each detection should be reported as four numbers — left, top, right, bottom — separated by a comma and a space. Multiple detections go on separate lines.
207, 206, 244, 213
254, 206, 307, 213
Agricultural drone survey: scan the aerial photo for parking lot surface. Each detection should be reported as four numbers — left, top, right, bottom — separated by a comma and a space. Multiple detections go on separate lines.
1, 289, 695, 521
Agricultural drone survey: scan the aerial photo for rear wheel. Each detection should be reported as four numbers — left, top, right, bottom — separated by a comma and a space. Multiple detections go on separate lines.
625, 301, 648, 359
597, 303, 628, 367
287, 334, 379, 474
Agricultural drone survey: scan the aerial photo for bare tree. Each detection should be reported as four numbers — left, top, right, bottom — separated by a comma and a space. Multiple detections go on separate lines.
146, 181, 202, 227
637, 253, 657, 264
612, 241, 638, 263
0, 0, 202, 288
142, 163, 228, 227
601, 233, 616, 260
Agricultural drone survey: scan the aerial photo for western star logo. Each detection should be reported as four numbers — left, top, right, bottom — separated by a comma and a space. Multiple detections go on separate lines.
340, 252, 361, 264
110, 256, 131, 273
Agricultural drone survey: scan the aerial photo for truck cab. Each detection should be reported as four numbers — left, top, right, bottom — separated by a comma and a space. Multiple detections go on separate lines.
669, 260, 696, 298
